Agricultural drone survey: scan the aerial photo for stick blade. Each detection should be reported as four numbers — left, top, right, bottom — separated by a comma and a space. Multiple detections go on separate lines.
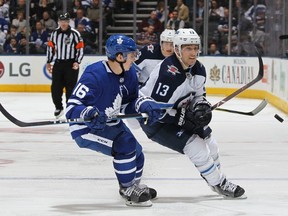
250, 99, 268, 115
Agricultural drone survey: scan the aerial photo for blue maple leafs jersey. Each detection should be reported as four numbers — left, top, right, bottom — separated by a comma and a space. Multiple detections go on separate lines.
66, 60, 139, 139
134, 44, 165, 84
140, 54, 207, 123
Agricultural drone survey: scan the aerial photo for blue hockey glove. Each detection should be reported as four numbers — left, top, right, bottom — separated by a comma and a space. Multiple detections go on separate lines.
135, 97, 164, 126
81, 106, 107, 130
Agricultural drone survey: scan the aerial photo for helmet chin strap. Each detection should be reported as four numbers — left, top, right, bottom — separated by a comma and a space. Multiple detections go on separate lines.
115, 53, 127, 74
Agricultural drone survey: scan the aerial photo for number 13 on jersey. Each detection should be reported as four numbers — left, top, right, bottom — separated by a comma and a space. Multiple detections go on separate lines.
155, 82, 170, 96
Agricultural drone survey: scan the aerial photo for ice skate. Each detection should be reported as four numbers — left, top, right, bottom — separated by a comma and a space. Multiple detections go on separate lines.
138, 184, 157, 200
54, 109, 64, 119
119, 184, 153, 207
213, 178, 246, 199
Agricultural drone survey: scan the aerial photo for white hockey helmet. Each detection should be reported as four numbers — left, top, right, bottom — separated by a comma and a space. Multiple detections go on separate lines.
173, 28, 201, 56
160, 29, 175, 43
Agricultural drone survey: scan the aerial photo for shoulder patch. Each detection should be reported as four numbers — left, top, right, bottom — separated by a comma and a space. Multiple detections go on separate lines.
167, 65, 181, 76
147, 44, 154, 53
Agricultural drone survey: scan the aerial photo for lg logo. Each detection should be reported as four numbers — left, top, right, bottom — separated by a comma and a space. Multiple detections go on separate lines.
0, 61, 31, 78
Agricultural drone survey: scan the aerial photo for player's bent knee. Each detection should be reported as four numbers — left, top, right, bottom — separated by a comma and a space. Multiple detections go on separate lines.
183, 134, 211, 164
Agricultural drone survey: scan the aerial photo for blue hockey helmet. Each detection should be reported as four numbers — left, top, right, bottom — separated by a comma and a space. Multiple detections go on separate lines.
105, 34, 137, 60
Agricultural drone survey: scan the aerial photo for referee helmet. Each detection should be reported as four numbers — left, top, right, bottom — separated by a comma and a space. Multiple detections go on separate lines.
58, 12, 70, 21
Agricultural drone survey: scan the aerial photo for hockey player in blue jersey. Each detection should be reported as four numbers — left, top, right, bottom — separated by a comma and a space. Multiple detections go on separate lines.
139, 28, 246, 199
65, 34, 163, 207
135, 29, 175, 85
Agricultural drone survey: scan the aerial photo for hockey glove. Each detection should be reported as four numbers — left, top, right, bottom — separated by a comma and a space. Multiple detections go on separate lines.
81, 106, 107, 130
175, 99, 212, 131
135, 97, 163, 126
190, 99, 212, 127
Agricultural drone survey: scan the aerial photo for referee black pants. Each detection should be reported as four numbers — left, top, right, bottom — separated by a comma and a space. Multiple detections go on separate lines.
51, 60, 79, 110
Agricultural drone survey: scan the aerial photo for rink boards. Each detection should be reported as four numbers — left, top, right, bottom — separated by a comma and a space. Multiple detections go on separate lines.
0, 55, 287, 113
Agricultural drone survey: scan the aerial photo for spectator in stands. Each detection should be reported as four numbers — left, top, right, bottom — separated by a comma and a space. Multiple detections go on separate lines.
174, 0, 189, 24
87, 0, 100, 33
16, 25, 29, 42
0, 0, 9, 23
208, 42, 221, 55
40, 11, 57, 33
17, 36, 35, 54
166, 10, 185, 30
217, 7, 237, 50
72, 0, 82, 18
155, 1, 169, 23
2, 25, 17, 52
136, 25, 158, 49
28, 0, 39, 27
0, 16, 8, 35
77, 22, 96, 54
9, 0, 26, 21
244, 0, 266, 24
195, 0, 204, 35
139, 10, 163, 34
12, 10, 26, 33
31, 20, 48, 54
230, 35, 240, 56
5, 36, 18, 54
81, 0, 92, 10
209, 0, 224, 22
37, 0, 56, 21
72, 8, 92, 33
208, 0, 224, 45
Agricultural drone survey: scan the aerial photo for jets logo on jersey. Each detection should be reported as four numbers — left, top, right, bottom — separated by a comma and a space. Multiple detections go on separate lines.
147, 44, 154, 53
167, 65, 181, 76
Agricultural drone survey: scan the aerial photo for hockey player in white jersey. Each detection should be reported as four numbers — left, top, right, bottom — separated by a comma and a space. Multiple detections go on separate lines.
135, 29, 175, 85
65, 34, 163, 206
140, 28, 246, 199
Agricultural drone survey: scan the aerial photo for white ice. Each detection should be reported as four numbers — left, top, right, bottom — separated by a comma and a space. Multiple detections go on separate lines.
0, 93, 288, 216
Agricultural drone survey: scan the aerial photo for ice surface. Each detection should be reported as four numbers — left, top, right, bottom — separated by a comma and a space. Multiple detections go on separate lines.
0, 93, 287, 216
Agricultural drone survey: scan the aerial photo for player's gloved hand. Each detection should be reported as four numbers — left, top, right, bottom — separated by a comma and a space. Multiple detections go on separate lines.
135, 97, 164, 126
191, 99, 212, 127
175, 98, 212, 131
81, 106, 107, 130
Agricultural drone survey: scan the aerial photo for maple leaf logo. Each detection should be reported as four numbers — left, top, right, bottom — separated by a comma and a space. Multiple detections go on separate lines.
210, 65, 220, 84
105, 94, 122, 118
117, 37, 123, 45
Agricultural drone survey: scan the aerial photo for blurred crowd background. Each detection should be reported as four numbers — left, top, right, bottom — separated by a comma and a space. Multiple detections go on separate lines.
0, 0, 287, 57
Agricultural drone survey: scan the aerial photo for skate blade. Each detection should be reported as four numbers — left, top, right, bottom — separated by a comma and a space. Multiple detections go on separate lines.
223, 194, 247, 200
125, 200, 152, 207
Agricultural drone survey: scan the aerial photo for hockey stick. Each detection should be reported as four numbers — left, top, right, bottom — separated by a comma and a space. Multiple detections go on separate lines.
279, 35, 288, 40
0, 103, 172, 127
215, 99, 267, 116
0, 98, 267, 128
211, 46, 264, 111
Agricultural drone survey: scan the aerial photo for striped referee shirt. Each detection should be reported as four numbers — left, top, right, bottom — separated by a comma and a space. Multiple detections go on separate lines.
47, 26, 84, 64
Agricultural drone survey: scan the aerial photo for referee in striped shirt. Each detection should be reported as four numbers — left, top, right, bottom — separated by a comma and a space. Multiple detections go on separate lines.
46, 12, 84, 118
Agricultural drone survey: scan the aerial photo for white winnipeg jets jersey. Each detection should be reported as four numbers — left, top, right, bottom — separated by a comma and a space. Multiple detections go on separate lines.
134, 44, 165, 84
140, 54, 207, 122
